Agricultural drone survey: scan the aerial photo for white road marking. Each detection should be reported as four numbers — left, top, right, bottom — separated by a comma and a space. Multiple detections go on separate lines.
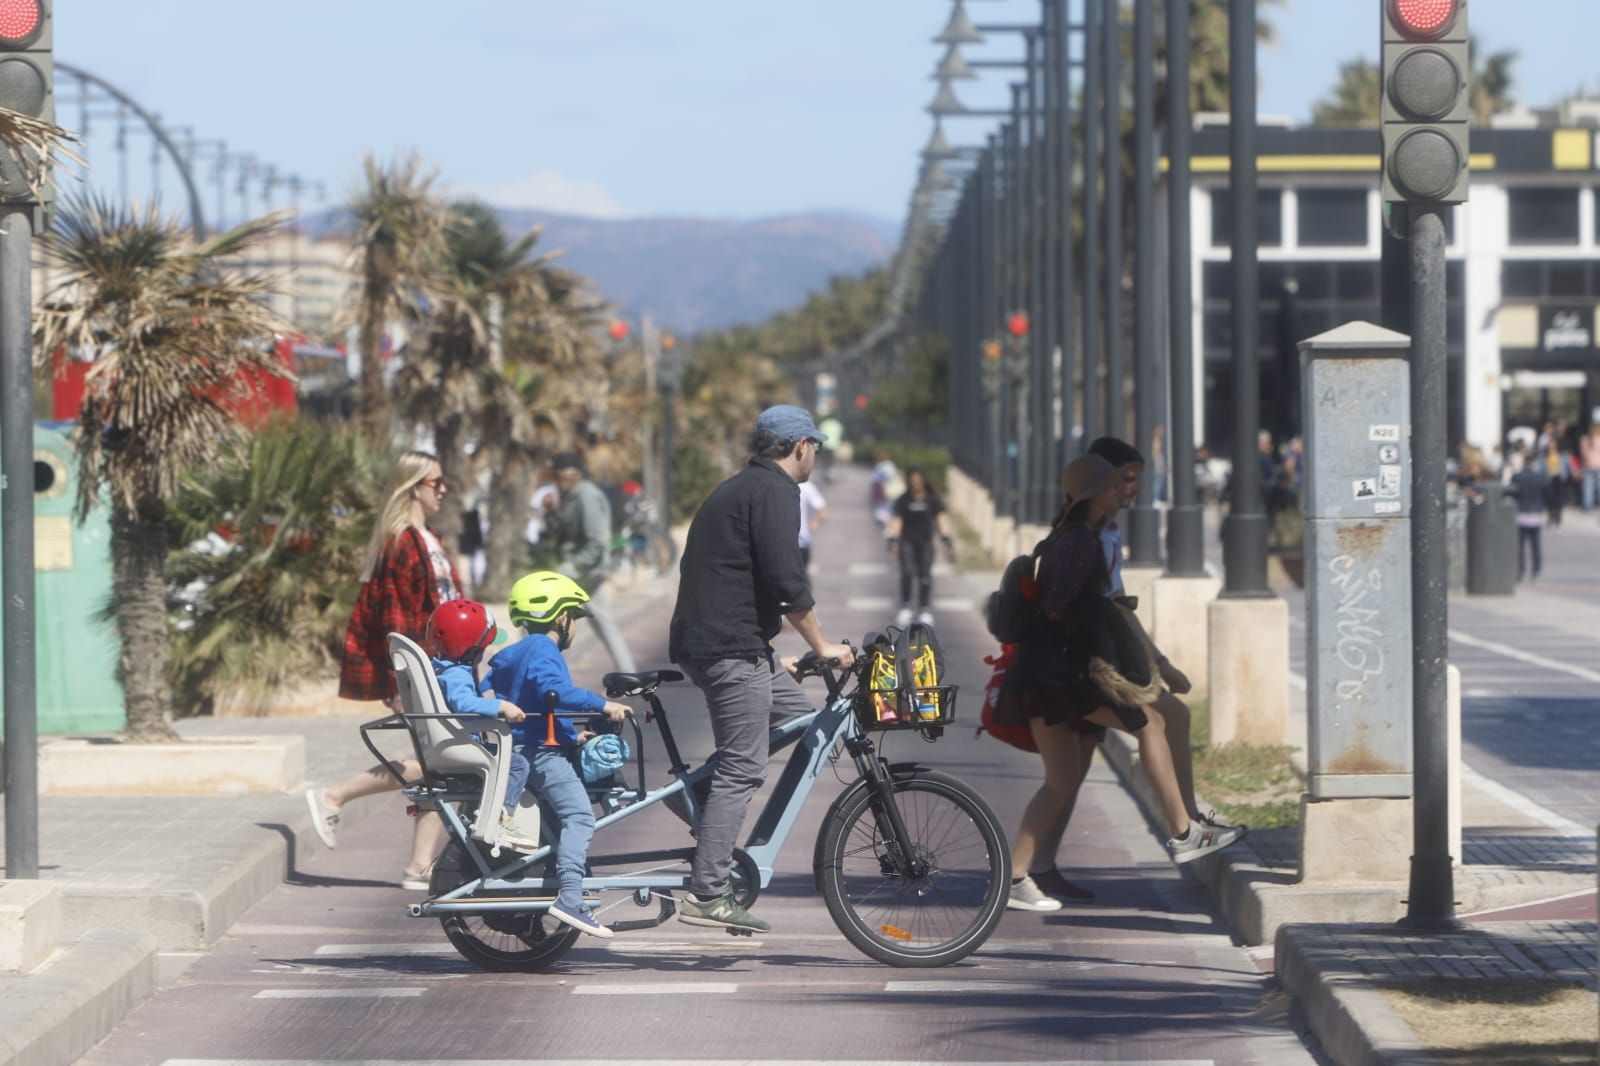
312, 944, 453, 956
884, 979, 1059, 993
933, 598, 976, 611
1447, 627, 1600, 685
164, 1060, 1214, 1066
1459, 764, 1591, 836
845, 597, 894, 612
847, 562, 889, 576
973, 940, 1059, 954
251, 988, 425, 999
571, 982, 739, 995
1458, 886, 1597, 919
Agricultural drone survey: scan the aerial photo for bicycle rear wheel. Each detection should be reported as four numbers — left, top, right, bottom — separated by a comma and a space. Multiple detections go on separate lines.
816, 767, 1010, 967
429, 839, 579, 972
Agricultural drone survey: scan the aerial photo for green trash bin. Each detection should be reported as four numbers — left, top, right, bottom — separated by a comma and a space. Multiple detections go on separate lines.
0, 424, 126, 736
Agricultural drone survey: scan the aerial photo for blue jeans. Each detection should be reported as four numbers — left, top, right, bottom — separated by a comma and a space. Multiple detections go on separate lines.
522, 746, 595, 909
503, 750, 530, 813
1583, 470, 1600, 511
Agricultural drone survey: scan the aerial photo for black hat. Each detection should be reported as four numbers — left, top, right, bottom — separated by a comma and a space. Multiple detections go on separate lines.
552, 451, 585, 473
1087, 436, 1145, 469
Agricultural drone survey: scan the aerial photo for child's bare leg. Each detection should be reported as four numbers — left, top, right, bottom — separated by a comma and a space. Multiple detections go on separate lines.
1011, 719, 1090, 877
1084, 706, 1191, 838
1151, 691, 1203, 820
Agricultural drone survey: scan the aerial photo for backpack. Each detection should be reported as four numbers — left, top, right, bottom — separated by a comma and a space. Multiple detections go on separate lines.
856, 623, 950, 729
976, 644, 1036, 752
859, 629, 903, 724
985, 535, 1052, 643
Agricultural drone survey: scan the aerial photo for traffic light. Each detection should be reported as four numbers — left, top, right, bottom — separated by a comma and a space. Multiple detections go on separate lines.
1381, 0, 1469, 205
0, 0, 51, 203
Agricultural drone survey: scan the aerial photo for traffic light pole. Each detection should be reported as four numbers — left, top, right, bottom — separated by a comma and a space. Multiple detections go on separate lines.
1165, 0, 1204, 577
1403, 205, 1458, 929
1127, 0, 1159, 566
1, 202, 38, 879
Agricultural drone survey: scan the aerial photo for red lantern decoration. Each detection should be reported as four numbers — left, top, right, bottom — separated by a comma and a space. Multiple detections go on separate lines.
1006, 312, 1030, 338
607, 320, 630, 342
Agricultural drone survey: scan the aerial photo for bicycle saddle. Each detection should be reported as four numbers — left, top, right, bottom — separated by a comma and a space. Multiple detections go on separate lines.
603, 669, 685, 696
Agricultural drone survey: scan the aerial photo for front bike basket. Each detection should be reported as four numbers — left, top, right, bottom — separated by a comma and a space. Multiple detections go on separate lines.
853, 681, 958, 733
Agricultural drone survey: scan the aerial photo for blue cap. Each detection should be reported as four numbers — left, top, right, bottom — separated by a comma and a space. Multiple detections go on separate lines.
755, 404, 827, 444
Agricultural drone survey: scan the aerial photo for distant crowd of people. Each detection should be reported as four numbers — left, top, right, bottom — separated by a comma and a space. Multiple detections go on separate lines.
1456, 420, 1600, 580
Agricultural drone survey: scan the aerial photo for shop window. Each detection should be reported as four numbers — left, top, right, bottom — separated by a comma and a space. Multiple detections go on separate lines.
1501, 261, 1541, 299
1335, 262, 1378, 301
1507, 187, 1579, 245
1549, 261, 1589, 298
1297, 189, 1368, 247
1211, 188, 1283, 248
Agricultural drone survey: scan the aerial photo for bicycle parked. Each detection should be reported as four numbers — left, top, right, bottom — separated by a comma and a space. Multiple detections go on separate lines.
361, 631, 1010, 972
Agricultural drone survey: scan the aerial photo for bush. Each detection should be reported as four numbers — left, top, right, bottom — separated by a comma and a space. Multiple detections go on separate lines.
165, 418, 384, 715
668, 437, 728, 524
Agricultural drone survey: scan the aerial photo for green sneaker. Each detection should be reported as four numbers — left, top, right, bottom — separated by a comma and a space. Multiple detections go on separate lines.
677, 891, 770, 933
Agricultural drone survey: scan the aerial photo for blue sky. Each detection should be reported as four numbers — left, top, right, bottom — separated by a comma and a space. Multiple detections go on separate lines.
58, 1, 1598, 224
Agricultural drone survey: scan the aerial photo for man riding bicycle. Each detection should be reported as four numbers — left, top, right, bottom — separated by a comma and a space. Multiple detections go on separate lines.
669, 404, 856, 933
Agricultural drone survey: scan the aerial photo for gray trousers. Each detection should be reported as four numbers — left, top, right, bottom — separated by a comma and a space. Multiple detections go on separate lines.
585, 584, 636, 674
682, 653, 815, 896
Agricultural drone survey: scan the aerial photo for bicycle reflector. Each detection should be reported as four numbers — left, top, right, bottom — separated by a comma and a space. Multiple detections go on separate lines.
1381, 0, 1468, 205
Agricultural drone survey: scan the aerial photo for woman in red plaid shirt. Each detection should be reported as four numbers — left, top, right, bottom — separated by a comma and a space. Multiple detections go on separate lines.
306, 450, 463, 889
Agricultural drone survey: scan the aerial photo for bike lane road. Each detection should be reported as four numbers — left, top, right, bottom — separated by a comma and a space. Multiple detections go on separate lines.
76, 465, 1322, 1066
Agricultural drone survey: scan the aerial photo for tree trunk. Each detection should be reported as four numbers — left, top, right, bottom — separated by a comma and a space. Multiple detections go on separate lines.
356, 308, 388, 440
112, 500, 180, 742
479, 447, 532, 603
431, 417, 467, 569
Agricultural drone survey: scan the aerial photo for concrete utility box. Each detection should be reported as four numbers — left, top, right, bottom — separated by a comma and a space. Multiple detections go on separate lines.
0, 424, 125, 737
1300, 322, 1413, 800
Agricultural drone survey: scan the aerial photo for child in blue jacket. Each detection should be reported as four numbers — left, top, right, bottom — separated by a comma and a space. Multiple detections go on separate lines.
423, 600, 539, 853
481, 571, 630, 939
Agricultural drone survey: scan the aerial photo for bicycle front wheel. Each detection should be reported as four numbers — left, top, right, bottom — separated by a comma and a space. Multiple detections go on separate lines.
816, 767, 1010, 967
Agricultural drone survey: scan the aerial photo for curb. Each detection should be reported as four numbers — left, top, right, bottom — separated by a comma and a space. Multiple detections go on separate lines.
1275, 926, 1440, 1066
0, 930, 157, 1066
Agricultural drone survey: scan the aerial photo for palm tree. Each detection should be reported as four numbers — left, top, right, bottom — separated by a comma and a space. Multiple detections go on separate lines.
36, 197, 289, 741
347, 155, 450, 439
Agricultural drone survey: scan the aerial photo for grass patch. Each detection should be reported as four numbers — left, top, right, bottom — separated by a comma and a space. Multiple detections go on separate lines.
1382, 979, 1597, 1063
1188, 699, 1302, 830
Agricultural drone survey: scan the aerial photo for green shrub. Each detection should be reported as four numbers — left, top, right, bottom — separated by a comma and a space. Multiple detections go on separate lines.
668, 438, 728, 524
165, 418, 384, 715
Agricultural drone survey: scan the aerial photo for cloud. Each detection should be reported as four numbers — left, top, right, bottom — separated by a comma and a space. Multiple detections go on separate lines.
454, 170, 630, 219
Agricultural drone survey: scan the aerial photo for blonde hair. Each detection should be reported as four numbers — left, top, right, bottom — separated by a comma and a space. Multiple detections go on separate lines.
360, 450, 440, 581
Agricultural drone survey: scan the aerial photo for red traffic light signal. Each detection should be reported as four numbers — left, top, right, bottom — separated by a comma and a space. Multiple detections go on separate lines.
1390, 0, 1457, 39
1006, 312, 1029, 338
607, 320, 629, 342
0, 0, 42, 44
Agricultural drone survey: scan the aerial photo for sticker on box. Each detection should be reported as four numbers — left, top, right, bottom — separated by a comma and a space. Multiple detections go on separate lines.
1353, 477, 1378, 500
1378, 444, 1399, 464
1378, 465, 1402, 498
1369, 424, 1400, 443
1374, 500, 1402, 515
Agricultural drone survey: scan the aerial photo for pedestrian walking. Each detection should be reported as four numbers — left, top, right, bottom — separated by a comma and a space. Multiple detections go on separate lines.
869, 449, 903, 527
1510, 446, 1549, 580
1580, 425, 1600, 512
306, 450, 461, 889
885, 468, 954, 627
798, 477, 828, 569
995, 454, 1245, 913
544, 451, 637, 673
1540, 436, 1575, 527
668, 404, 856, 933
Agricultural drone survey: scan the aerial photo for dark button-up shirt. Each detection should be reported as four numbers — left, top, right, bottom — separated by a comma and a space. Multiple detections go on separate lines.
669, 457, 816, 661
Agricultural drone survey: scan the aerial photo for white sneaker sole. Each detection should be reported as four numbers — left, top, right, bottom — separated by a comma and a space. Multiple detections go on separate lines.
1170, 827, 1246, 865
1005, 896, 1064, 912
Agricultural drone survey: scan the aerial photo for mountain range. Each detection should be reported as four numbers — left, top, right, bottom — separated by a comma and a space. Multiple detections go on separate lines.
312, 207, 898, 333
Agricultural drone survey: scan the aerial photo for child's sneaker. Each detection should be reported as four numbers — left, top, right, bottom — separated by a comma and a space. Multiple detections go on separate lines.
1006, 874, 1064, 912
305, 788, 340, 849
497, 811, 541, 853
1167, 821, 1246, 865
548, 900, 613, 939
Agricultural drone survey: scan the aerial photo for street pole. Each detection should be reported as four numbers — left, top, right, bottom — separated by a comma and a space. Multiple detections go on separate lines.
1221, 0, 1268, 597
1127, 0, 1160, 565
1007, 85, 1027, 520
1051, 0, 1077, 484
1404, 205, 1458, 928
1, 203, 38, 878
1081, 0, 1102, 445
1024, 31, 1047, 524
1165, 0, 1205, 576
1102, 0, 1125, 441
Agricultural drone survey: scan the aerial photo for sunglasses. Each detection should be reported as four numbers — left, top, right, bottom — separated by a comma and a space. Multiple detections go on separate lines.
419, 477, 449, 493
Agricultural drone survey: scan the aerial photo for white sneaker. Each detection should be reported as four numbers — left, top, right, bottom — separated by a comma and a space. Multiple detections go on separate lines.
1167, 821, 1247, 865
915, 610, 934, 627
305, 788, 340, 849
498, 811, 541, 853
894, 606, 914, 628
1006, 874, 1064, 912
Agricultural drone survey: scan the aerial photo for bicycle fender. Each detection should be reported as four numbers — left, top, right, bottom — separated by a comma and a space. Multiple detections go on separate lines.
810, 762, 931, 892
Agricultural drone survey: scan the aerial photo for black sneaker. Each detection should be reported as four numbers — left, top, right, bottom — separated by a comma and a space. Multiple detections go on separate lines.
1030, 868, 1096, 903
677, 891, 770, 933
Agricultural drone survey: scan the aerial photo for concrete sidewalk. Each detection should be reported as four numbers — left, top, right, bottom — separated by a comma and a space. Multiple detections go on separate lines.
0, 568, 678, 1066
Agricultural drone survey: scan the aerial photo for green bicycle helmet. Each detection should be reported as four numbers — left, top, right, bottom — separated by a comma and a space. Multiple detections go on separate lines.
508, 570, 591, 629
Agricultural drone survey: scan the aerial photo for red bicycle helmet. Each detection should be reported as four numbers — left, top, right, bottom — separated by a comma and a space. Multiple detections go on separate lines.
424, 599, 498, 663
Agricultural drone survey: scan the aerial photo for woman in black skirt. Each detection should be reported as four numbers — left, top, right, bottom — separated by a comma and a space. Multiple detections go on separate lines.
999, 455, 1244, 911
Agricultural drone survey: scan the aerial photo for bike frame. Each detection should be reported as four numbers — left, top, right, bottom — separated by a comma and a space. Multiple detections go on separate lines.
386, 670, 905, 922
